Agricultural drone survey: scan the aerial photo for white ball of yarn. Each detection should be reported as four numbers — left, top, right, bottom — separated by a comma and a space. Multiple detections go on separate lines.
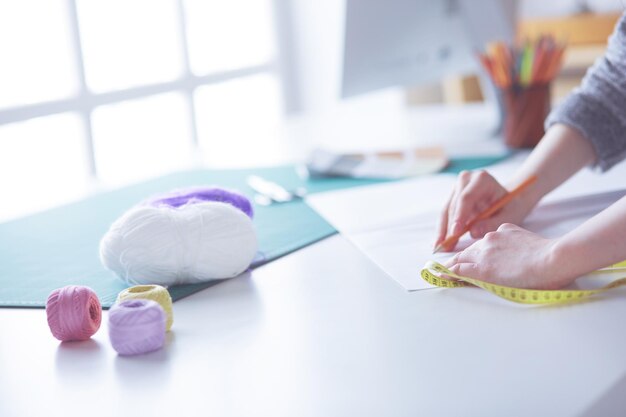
100, 201, 257, 286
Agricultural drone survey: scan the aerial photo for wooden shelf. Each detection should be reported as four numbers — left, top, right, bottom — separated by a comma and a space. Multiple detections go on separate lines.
518, 12, 620, 45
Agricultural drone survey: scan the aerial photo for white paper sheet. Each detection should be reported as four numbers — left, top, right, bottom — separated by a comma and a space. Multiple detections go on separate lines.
307, 174, 457, 234
307, 157, 626, 291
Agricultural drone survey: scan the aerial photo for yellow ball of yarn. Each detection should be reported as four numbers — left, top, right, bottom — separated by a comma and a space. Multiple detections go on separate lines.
117, 285, 173, 331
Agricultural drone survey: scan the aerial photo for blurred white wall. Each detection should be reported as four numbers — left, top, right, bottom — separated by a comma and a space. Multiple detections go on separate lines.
278, 0, 349, 113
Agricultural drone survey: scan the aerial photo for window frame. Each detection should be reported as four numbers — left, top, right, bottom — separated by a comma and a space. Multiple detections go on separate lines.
0, 0, 280, 179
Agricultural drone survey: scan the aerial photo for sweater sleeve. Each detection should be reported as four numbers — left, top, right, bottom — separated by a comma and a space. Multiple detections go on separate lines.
545, 13, 626, 172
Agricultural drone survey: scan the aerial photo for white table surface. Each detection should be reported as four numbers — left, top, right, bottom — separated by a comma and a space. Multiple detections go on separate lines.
2, 99, 625, 416
1, 233, 626, 417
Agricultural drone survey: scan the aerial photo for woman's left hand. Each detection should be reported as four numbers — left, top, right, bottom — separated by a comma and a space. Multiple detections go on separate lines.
444, 223, 571, 290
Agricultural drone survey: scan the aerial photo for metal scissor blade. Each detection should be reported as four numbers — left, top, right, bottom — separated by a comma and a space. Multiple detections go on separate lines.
247, 175, 293, 203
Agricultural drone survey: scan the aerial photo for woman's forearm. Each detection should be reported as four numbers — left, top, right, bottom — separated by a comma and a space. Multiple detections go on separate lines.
507, 124, 597, 210
551, 194, 626, 280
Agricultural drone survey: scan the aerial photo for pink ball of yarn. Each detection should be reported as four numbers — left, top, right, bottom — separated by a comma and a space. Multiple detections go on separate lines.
46, 285, 102, 342
108, 299, 166, 356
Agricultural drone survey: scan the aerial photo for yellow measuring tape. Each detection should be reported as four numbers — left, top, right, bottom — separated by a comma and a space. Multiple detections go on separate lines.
420, 260, 626, 304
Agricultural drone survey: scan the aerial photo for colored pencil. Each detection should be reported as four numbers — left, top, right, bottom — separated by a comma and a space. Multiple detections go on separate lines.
476, 36, 565, 88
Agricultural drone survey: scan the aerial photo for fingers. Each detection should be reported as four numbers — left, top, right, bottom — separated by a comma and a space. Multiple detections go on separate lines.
449, 263, 480, 279
436, 169, 510, 251
447, 170, 504, 239
443, 252, 460, 268
497, 223, 520, 232
445, 225, 523, 279
446, 248, 483, 279
434, 172, 469, 249
446, 171, 472, 237
434, 192, 453, 248
470, 215, 504, 238
452, 171, 497, 229
469, 216, 521, 238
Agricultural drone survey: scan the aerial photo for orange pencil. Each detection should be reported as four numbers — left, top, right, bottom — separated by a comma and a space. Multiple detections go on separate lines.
492, 42, 511, 87
545, 44, 566, 80
532, 37, 546, 83
487, 43, 507, 87
476, 52, 494, 79
433, 175, 538, 254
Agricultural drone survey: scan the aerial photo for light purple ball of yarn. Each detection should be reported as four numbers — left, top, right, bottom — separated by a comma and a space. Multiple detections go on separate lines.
108, 299, 166, 356
145, 186, 254, 218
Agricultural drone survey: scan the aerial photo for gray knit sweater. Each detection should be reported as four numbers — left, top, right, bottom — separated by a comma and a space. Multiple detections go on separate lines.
545, 12, 626, 171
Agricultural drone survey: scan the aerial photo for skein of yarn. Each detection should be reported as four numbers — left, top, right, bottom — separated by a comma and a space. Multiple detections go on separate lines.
100, 200, 257, 286
46, 285, 102, 342
144, 186, 254, 218
117, 285, 174, 331
108, 299, 166, 356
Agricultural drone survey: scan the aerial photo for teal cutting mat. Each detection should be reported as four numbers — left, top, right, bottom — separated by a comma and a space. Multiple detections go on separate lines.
0, 156, 507, 308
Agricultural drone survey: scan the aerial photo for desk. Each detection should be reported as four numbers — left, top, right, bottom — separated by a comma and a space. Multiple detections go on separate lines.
1, 100, 624, 416
2, 234, 626, 416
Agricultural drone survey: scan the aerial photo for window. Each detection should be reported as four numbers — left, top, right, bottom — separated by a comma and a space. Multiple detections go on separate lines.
0, 0, 283, 221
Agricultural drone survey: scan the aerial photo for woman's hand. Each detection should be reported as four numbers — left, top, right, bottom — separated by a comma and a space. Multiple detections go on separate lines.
434, 170, 536, 252
443, 223, 573, 290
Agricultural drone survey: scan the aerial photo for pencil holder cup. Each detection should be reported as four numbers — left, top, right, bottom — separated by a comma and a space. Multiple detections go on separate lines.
500, 83, 551, 148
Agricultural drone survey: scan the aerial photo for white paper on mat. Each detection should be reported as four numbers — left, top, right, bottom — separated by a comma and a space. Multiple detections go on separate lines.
306, 156, 626, 291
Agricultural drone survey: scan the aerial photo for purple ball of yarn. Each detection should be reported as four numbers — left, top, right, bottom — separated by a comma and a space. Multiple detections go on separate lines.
108, 299, 166, 356
146, 186, 253, 218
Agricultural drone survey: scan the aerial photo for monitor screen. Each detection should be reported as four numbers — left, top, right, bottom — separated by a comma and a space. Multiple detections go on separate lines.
342, 0, 517, 98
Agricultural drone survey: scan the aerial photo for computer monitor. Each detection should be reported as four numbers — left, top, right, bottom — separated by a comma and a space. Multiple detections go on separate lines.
342, 0, 518, 98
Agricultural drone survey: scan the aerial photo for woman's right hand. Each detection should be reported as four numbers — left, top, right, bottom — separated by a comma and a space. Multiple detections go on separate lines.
434, 170, 535, 252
